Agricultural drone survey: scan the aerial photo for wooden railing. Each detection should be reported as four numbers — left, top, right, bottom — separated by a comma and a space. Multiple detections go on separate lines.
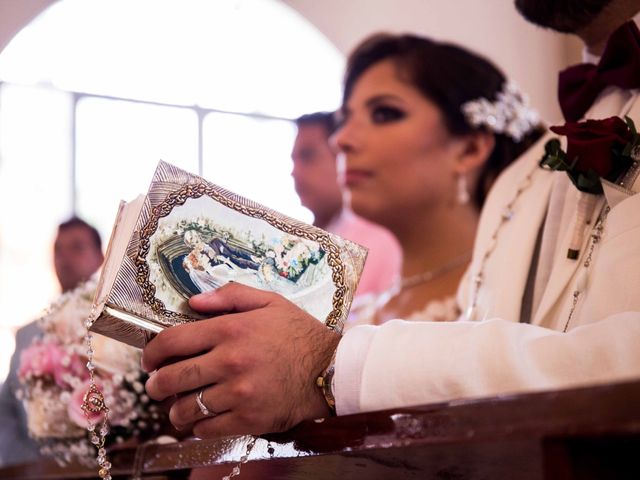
2, 379, 639, 479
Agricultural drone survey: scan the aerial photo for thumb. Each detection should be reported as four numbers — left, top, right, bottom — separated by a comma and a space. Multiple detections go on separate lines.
189, 282, 274, 314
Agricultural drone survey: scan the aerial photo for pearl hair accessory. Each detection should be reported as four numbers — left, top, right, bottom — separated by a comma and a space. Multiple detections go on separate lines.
462, 82, 540, 142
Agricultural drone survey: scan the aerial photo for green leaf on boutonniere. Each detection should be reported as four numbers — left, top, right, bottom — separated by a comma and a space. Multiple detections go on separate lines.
622, 116, 639, 158
539, 138, 566, 170
539, 138, 604, 194
540, 116, 638, 195
624, 116, 637, 133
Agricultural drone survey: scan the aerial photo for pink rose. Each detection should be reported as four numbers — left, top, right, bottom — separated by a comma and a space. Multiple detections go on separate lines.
53, 351, 89, 388
68, 379, 106, 428
19, 340, 89, 388
19, 341, 65, 380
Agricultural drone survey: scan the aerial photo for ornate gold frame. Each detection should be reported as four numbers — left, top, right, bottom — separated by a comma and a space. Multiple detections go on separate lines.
134, 182, 347, 330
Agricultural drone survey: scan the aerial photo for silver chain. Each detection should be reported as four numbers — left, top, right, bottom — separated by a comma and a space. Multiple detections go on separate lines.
84, 302, 257, 480
392, 252, 472, 292
465, 166, 537, 320
562, 205, 610, 332
221, 436, 257, 479
82, 308, 113, 480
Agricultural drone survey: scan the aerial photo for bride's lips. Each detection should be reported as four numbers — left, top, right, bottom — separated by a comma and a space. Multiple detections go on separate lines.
344, 168, 373, 187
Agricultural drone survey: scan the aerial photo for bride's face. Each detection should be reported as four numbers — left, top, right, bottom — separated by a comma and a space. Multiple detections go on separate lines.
334, 59, 460, 226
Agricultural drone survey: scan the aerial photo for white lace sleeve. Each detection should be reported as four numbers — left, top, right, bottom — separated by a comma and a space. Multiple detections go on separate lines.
405, 296, 460, 322
345, 295, 460, 331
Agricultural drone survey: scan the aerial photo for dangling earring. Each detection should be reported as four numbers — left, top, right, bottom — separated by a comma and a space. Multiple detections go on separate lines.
457, 173, 470, 205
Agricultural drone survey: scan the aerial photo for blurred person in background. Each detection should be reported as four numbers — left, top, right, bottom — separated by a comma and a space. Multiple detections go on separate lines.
52, 217, 104, 293
291, 111, 401, 299
0, 217, 103, 467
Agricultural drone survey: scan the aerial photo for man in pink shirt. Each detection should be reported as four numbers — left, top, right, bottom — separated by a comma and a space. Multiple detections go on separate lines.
291, 111, 400, 298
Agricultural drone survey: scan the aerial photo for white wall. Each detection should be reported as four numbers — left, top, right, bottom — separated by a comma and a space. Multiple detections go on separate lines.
283, 0, 582, 123
0, 0, 53, 52
1, 0, 578, 121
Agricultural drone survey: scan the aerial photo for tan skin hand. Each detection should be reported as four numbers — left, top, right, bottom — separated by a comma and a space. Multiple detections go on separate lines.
142, 282, 341, 438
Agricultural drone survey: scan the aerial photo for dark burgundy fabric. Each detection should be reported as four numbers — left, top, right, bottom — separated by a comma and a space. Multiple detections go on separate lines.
558, 21, 640, 121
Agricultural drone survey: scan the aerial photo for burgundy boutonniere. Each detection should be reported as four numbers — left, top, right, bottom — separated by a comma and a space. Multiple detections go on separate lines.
540, 116, 639, 194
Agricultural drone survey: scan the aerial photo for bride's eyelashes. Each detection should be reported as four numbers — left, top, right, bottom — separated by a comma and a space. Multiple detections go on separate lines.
371, 105, 406, 124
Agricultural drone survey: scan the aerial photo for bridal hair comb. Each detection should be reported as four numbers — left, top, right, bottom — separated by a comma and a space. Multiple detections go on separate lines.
462, 81, 540, 142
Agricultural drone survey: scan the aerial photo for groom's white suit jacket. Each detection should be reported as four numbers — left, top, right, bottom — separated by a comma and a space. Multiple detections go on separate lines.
335, 84, 640, 415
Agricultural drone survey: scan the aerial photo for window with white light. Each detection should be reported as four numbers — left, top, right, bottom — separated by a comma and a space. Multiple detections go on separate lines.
0, 0, 344, 381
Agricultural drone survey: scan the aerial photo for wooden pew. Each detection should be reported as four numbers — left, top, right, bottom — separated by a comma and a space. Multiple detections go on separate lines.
1, 379, 639, 479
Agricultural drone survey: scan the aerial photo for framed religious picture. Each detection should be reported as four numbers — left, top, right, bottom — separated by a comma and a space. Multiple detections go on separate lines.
89, 161, 367, 348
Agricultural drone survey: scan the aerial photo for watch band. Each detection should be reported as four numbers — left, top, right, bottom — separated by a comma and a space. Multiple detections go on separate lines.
316, 349, 337, 415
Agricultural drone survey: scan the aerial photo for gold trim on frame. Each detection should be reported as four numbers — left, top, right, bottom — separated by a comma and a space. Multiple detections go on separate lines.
134, 182, 347, 331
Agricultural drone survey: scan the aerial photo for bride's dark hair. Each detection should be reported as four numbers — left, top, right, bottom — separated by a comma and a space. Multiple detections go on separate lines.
342, 33, 545, 210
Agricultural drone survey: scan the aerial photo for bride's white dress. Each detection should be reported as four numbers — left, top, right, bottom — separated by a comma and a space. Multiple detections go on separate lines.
346, 292, 459, 330
187, 255, 335, 323
187, 262, 257, 292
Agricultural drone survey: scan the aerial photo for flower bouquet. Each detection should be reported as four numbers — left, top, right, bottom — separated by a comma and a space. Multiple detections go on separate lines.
16, 274, 167, 467
272, 236, 324, 282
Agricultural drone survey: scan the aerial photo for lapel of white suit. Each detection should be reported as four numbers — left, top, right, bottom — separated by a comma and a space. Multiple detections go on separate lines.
531, 90, 640, 328
470, 132, 555, 322
472, 89, 640, 325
